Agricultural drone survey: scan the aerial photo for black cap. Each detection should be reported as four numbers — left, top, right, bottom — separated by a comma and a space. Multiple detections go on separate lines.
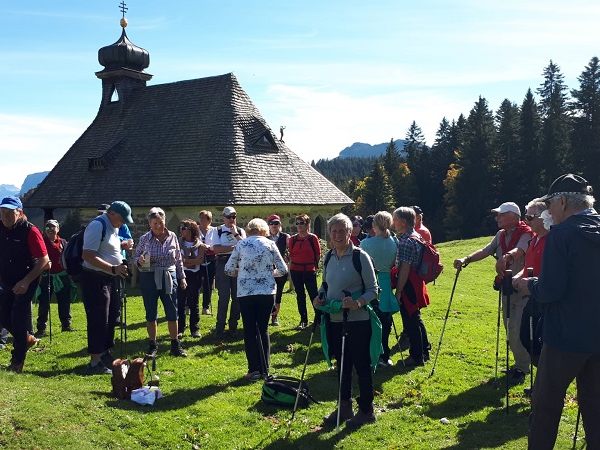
412, 205, 423, 215
362, 215, 375, 232
541, 174, 593, 201
97, 203, 110, 213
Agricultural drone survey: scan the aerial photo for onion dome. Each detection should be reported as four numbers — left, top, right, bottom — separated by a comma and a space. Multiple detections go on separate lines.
98, 20, 149, 72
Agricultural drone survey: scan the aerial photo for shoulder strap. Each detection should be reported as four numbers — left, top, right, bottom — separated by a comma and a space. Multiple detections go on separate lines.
308, 234, 319, 266
92, 217, 108, 242
217, 225, 223, 238
323, 249, 333, 268
352, 248, 365, 294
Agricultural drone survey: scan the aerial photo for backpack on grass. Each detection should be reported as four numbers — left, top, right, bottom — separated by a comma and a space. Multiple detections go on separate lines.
261, 375, 318, 408
61, 217, 107, 282
111, 354, 157, 400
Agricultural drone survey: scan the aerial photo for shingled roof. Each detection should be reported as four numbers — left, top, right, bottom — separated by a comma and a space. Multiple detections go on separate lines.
26, 73, 352, 209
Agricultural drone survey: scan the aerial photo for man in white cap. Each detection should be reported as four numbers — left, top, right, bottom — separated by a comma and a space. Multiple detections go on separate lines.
454, 201, 533, 384
206, 207, 246, 337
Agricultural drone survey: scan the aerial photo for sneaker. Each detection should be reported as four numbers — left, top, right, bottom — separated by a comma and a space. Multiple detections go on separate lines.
296, 321, 308, 330
61, 324, 73, 332
509, 369, 526, 385
202, 308, 212, 315
524, 387, 533, 398
147, 340, 158, 355
271, 316, 280, 326
85, 361, 112, 375
100, 351, 115, 368
191, 330, 201, 338
170, 340, 187, 357
34, 329, 47, 338
346, 410, 376, 430
378, 358, 394, 368
244, 370, 262, 381
26, 334, 40, 350
177, 332, 183, 340
323, 400, 354, 426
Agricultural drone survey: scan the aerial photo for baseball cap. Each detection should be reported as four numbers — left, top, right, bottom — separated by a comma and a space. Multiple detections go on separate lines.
45, 219, 60, 228
0, 196, 23, 210
541, 173, 593, 201
223, 206, 236, 216
108, 201, 134, 224
267, 214, 281, 223
412, 205, 423, 215
491, 202, 521, 216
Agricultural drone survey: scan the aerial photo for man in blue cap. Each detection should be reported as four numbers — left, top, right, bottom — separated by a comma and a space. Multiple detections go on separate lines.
80, 200, 132, 374
0, 196, 50, 373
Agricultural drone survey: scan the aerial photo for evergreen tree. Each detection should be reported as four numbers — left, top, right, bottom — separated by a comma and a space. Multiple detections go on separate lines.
392, 163, 419, 207
452, 96, 497, 237
519, 88, 543, 199
361, 162, 395, 214
382, 138, 402, 175
537, 60, 572, 184
404, 121, 431, 211
570, 56, 600, 188
495, 99, 523, 205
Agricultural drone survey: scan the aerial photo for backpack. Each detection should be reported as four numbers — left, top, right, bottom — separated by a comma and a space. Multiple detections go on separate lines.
290, 234, 320, 268
61, 217, 107, 282
261, 375, 318, 408
111, 355, 155, 400
412, 237, 443, 284
217, 225, 243, 238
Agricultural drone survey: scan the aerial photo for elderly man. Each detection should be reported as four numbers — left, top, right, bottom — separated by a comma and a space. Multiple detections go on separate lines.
412, 206, 432, 244
517, 174, 600, 449
81, 201, 131, 374
0, 196, 49, 373
454, 201, 532, 384
206, 206, 246, 337
35, 219, 74, 336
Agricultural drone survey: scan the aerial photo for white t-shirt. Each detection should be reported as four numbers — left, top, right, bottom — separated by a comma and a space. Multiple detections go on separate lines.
82, 214, 122, 273
182, 240, 200, 273
205, 225, 247, 255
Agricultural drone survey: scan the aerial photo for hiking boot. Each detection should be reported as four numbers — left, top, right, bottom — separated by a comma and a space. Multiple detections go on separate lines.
170, 339, 187, 357
61, 324, 73, 332
100, 351, 115, 368
402, 356, 425, 367
7, 361, 24, 373
271, 316, 280, 326
85, 361, 111, 375
524, 387, 533, 398
346, 409, 376, 430
323, 399, 354, 426
191, 330, 201, 338
27, 334, 40, 350
34, 329, 47, 338
244, 370, 262, 381
147, 340, 158, 355
398, 332, 410, 351
509, 369, 526, 386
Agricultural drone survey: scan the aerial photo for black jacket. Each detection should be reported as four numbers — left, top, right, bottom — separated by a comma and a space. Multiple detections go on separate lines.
531, 210, 600, 353
0, 219, 36, 287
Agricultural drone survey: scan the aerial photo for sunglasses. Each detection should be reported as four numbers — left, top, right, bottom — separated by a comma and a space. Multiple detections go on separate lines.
268, 221, 280, 225
295, 221, 306, 226
524, 214, 540, 221
224, 214, 237, 219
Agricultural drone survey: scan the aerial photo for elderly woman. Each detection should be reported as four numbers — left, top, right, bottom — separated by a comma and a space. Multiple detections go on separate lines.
313, 213, 378, 430
360, 211, 399, 367
224, 218, 287, 380
135, 207, 187, 357
177, 219, 204, 339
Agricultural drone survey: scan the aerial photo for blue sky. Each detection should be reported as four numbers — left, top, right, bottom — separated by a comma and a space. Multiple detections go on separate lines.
2, 0, 600, 187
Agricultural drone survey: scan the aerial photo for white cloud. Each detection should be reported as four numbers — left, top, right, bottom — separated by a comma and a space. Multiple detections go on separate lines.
0, 114, 88, 188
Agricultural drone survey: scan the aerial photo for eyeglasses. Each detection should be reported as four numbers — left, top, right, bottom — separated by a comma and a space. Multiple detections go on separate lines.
524, 214, 540, 221
45, 225, 57, 230
224, 214, 236, 219
295, 221, 306, 226
179, 226, 189, 231
268, 221, 280, 226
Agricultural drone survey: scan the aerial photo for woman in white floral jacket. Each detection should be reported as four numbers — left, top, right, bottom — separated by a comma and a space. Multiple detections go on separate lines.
225, 218, 288, 380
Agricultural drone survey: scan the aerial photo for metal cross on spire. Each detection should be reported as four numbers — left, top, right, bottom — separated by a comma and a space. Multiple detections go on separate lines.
119, 1, 128, 19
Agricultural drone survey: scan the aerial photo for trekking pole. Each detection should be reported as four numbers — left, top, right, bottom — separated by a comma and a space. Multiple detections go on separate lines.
256, 322, 270, 379
286, 317, 319, 439
526, 267, 534, 395
495, 289, 502, 380
47, 270, 53, 344
573, 405, 581, 449
503, 269, 513, 415
337, 290, 350, 430
429, 267, 461, 378
390, 316, 406, 367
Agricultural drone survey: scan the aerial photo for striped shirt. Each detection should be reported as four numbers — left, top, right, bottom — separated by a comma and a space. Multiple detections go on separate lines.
135, 229, 185, 280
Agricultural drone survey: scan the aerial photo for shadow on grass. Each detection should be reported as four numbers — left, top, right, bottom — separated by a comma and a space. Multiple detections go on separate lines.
101, 377, 250, 412
442, 405, 529, 449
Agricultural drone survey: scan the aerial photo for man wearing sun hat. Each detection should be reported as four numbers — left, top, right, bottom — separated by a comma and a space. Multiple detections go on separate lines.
454, 200, 533, 384
516, 173, 600, 449
0, 196, 49, 373
80, 200, 132, 374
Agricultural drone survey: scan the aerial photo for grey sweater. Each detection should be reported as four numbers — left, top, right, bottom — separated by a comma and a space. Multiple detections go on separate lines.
319, 244, 378, 323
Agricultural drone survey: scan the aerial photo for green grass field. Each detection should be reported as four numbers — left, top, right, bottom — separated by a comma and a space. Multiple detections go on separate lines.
0, 237, 582, 449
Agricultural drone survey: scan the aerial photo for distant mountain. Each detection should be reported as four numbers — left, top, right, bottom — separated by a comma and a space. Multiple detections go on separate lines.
20, 171, 49, 195
338, 139, 407, 159
0, 184, 19, 198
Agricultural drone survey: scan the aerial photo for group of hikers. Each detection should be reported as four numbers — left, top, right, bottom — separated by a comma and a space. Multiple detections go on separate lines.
0, 172, 598, 446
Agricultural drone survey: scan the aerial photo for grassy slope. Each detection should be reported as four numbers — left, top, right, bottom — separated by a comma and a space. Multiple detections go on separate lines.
0, 237, 581, 449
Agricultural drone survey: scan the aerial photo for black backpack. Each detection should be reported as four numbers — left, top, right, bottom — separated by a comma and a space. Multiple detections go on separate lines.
261, 375, 318, 408
61, 217, 107, 282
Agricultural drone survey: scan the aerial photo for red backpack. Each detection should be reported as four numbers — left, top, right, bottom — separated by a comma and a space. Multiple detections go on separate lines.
412, 236, 443, 284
